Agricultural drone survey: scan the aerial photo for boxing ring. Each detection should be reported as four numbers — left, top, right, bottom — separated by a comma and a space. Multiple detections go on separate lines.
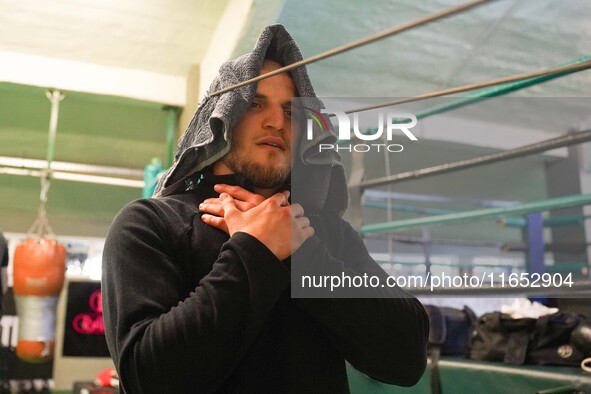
3, 0, 589, 298
2, 0, 591, 391
201, 0, 591, 302
206, 4, 591, 389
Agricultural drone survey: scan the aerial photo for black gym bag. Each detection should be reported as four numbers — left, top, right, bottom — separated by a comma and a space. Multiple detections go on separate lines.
469, 311, 587, 366
424, 305, 477, 394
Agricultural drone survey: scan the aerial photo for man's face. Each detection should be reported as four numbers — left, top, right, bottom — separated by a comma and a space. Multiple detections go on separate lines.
214, 59, 299, 189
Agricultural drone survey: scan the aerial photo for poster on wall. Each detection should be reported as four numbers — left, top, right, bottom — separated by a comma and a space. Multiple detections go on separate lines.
62, 281, 110, 357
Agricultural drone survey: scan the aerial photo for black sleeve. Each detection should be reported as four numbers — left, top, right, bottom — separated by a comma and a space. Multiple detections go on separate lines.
102, 200, 290, 393
291, 219, 429, 387
0, 233, 8, 268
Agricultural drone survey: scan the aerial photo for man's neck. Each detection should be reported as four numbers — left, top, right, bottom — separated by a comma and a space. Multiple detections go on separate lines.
253, 187, 276, 199
211, 163, 279, 198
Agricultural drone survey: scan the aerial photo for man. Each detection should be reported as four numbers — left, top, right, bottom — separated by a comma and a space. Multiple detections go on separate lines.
103, 25, 428, 393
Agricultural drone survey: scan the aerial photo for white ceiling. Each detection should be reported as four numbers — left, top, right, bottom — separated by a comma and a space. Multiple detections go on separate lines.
271, 0, 591, 99
1, 0, 589, 169
0, 0, 228, 76
2, 0, 590, 107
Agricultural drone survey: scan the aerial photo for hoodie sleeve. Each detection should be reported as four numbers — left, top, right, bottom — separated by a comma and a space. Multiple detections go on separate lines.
291, 218, 429, 387
102, 199, 290, 393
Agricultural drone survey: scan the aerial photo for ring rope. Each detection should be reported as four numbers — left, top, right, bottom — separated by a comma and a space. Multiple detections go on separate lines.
207, 0, 495, 97
361, 193, 591, 234
344, 58, 591, 114
361, 129, 591, 189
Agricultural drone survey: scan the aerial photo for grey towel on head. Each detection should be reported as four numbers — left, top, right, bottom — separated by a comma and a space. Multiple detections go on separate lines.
154, 24, 347, 215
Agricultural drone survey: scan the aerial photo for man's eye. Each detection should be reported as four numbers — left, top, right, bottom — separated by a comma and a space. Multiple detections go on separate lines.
250, 101, 262, 108
284, 110, 292, 118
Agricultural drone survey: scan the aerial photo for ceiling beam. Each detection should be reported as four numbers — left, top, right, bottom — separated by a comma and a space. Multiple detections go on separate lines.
198, 0, 255, 100
0, 51, 186, 106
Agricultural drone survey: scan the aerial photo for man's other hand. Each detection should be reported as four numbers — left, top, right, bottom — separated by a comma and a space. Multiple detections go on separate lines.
201, 190, 313, 260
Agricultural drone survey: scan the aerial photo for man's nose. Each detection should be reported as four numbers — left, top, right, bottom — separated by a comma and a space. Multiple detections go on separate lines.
262, 105, 286, 131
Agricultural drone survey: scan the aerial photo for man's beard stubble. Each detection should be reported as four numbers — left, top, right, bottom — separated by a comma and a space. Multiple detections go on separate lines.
220, 152, 290, 190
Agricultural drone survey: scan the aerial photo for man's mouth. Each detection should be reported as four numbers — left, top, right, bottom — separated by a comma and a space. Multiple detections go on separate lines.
257, 137, 287, 151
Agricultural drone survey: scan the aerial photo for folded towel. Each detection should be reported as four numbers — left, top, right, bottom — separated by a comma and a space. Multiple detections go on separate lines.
154, 24, 347, 215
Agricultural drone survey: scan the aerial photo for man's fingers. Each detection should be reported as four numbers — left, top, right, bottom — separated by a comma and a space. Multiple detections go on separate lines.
214, 184, 245, 196
269, 192, 290, 207
198, 202, 224, 217
201, 198, 254, 212
200, 214, 229, 234
292, 222, 315, 246
290, 203, 305, 218
295, 216, 310, 229
219, 193, 238, 213
281, 190, 290, 205
214, 184, 265, 205
302, 226, 315, 238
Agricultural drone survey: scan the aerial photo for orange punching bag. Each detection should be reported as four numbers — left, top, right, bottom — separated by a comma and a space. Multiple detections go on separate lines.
13, 237, 66, 362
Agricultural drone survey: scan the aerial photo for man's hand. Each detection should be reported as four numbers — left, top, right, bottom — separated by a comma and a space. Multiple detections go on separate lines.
199, 184, 270, 233
201, 190, 313, 260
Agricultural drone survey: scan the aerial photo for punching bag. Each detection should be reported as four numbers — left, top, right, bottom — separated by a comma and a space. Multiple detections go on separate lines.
13, 237, 66, 362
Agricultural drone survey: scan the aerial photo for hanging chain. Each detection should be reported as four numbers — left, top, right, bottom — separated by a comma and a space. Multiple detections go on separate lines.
27, 90, 64, 239
27, 170, 56, 239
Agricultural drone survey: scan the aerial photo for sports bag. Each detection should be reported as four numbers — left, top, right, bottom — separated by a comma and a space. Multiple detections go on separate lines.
424, 305, 476, 394
469, 311, 586, 366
